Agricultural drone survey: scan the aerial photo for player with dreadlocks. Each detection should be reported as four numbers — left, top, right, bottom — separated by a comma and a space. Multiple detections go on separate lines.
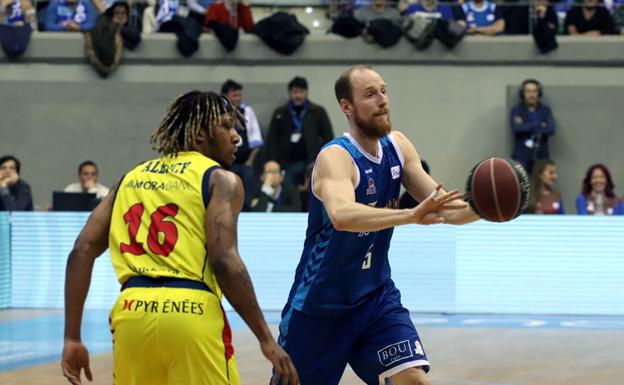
61, 91, 299, 385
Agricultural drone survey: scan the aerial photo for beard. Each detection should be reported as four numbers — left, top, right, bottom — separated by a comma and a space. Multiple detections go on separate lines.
353, 107, 392, 139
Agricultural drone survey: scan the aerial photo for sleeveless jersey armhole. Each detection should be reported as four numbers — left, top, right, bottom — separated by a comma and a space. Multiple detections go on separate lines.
311, 145, 360, 201
202, 165, 221, 208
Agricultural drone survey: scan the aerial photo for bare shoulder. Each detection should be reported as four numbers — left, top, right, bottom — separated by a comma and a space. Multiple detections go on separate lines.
208, 168, 245, 211
209, 168, 243, 199
390, 131, 411, 148
315, 145, 355, 179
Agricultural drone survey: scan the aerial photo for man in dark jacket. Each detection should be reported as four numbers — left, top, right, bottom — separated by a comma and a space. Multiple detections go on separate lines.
0, 155, 33, 211
266, 76, 334, 186
250, 161, 301, 212
510, 79, 555, 174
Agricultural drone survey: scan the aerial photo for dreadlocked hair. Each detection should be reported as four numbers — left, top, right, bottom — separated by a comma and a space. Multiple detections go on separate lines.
150, 90, 245, 157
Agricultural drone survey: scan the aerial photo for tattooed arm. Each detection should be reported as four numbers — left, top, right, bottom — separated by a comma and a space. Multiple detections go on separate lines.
205, 169, 298, 385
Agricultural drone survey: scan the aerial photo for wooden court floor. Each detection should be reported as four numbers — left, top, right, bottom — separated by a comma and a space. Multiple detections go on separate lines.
1, 322, 623, 385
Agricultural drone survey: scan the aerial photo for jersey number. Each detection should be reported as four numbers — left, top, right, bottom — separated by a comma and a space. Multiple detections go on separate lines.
362, 251, 372, 270
120, 203, 179, 257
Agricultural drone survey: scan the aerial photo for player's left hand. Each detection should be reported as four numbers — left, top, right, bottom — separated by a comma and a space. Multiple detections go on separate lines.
410, 184, 467, 225
261, 339, 299, 385
61, 339, 93, 385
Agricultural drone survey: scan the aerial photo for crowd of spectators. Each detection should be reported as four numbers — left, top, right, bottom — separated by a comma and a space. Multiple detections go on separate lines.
0, 77, 622, 215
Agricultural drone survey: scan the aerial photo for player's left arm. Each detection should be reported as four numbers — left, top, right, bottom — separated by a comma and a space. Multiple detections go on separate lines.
62, 183, 117, 385
391, 131, 479, 225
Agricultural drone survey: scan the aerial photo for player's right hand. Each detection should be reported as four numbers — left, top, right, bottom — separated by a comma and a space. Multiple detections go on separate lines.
260, 339, 299, 385
61, 339, 93, 385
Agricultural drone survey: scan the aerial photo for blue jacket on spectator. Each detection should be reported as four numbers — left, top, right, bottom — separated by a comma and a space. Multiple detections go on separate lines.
45, 0, 99, 32
575, 194, 624, 215
510, 103, 555, 172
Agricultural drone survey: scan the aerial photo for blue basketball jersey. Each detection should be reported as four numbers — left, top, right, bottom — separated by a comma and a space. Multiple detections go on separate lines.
286, 133, 404, 315
462, 1, 497, 28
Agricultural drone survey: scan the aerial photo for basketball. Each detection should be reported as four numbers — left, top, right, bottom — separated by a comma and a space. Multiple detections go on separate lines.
465, 157, 530, 222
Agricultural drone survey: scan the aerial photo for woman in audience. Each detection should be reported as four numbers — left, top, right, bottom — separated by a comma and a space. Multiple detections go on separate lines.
528, 159, 565, 214
576, 163, 623, 215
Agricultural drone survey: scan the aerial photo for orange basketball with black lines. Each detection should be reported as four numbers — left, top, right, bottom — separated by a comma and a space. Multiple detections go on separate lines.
465, 158, 530, 222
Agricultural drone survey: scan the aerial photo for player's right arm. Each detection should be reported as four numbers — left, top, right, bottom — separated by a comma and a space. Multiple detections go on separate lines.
315, 147, 463, 233
204, 169, 298, 385
62, 185, 117, 385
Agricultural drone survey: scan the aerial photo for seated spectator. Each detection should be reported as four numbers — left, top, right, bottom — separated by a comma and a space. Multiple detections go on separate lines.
203, 0, 253, 33
505, 0, 558, 35
462, 0, 505, 35
1, 0, 34, 26
0, 0, 34, 58
576, 164, 623, 215
355, 0, 403, 25
64, 160, 109, 200
0, 155, 33, 211
187, 0, 212, 26
44, 0, 102, 32
565, 0, 614, 35
402, 0, 466, 26
85, 1, 141, 77
612, 0, 624, 33
528, 159, 564, 214
250, 161, 301, 212
221, 79, 263, 207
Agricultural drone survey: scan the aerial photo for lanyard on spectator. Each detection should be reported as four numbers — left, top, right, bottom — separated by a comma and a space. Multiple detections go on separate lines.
288, 100, 309, 133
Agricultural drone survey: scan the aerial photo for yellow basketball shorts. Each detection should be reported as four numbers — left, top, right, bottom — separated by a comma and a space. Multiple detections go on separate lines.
109, 286, 240, 385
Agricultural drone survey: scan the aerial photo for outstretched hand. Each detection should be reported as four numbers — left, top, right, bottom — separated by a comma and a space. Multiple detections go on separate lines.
410, 184, 467, 225
61, 339, 93, 385
261, 339, 299, 385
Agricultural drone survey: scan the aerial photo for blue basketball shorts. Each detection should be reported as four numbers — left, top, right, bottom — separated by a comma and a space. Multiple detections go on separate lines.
273, 280, 429, 385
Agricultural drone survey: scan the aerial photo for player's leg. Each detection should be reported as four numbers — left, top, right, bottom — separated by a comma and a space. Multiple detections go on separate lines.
272, 305, 351, 385
348, 280, 430, 385
160, 288, 240, 385
109, 288, 167, 385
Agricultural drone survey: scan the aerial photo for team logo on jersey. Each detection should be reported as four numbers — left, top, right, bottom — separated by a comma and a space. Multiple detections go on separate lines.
391, 165, 401, 180
365, 168, 373, 174
366, 178, 376, 195
377, 340, 414, 367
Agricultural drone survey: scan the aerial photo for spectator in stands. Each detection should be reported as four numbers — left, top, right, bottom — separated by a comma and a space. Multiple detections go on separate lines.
402, 0, 466, 26
250, 160, 301, 212
565, 0, 614, 35
0, 0, 34, 27
462, 0, 505, 35
203, 0, 253, 33
44, 0, 103, 32
527, 159, 565, 214
576, 164, 623, 215
266, 76, 334, 186
505, 0, 558, 35
0, 0, 34, 58
187, 0, 212, 27
0, 155, 33, 211
64, 160, 109, 200
355, 0, 403, 25
615, 0, 624, 34
510, 79, 555, 174
221, 79, 263, 206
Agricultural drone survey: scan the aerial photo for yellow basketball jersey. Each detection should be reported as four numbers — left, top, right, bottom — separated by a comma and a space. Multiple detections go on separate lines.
110, 151, 222, 298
